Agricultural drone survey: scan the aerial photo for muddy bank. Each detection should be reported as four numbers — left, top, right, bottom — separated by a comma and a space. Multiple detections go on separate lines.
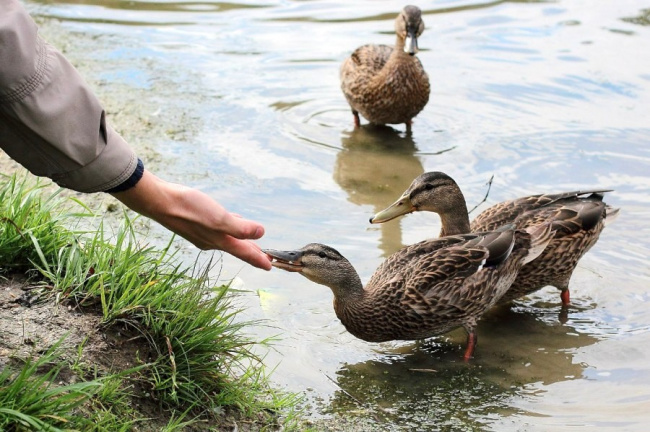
0, 275, 146, 375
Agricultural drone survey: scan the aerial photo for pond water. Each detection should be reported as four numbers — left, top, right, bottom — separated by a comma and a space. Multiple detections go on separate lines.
23, 0, 650, 430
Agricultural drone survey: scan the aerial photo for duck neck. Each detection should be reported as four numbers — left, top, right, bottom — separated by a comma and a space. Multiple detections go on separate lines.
331, 276, 365, 303
394, 34, 406, 54
438, 203, 471, 237
392, 35, 411, 61
373, 35, 414, 86
329, 272, 366, 319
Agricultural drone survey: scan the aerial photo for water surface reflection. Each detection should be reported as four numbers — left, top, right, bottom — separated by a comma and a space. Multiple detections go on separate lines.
23, 0, 650, 429
319, 306, 599, 430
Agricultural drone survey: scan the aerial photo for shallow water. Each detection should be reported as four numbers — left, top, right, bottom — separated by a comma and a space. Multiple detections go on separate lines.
24, 0, 650, 429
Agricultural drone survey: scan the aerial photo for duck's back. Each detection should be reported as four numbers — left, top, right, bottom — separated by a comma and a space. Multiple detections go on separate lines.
471, 191, 612, 237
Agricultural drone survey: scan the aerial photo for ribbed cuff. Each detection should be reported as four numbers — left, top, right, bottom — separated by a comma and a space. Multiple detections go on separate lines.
105, 158, 144, 193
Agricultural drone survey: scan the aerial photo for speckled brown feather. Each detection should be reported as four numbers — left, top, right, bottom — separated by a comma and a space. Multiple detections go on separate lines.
340, 7, 430, 126
334, 230, 537, 342
264, 227, 551, 349
471, 191, 616, 303
372, 172, 619, 304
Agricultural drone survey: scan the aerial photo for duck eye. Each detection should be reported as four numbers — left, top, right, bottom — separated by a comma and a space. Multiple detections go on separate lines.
425, 184, 434, 191
318, 252, 327, 258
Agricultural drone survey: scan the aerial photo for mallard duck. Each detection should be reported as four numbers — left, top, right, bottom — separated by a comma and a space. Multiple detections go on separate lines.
263, 225, 552, 360
340, 5, 430, 129
370, 171, 620, 305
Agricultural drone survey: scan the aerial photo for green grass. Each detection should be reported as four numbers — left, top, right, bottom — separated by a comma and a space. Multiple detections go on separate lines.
0, 173, 302, 430
0, 337, 101, 431
0, 175, 92, 275
0, 337, 149, 431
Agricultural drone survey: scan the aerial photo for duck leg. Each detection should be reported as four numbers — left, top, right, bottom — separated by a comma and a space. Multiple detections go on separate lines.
553, 276, 572, 306
353, 111, 361, 127
558, 281, 570, 323
463, 332, 477, 361
560, 289, 570, 306
462, 323, 478, 361
559, 287, 570, 324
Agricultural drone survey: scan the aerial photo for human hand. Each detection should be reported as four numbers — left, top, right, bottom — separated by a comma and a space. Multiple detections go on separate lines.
111, 170, 272, 270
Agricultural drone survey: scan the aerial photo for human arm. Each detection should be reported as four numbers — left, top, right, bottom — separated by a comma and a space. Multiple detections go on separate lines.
0, 0, 271, 270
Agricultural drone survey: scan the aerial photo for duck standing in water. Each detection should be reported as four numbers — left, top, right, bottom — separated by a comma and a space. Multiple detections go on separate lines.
370, 172, 620, 306
263, 225, 553, 361
340, 5, 430, 129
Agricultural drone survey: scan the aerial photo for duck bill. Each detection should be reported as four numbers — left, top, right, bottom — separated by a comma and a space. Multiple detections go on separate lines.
262, 249, 304, 272
404, 31, 418, 55
370, 193, 416, 224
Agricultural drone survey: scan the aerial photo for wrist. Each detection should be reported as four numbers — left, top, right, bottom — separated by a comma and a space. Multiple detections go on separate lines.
110, 169, 173, 219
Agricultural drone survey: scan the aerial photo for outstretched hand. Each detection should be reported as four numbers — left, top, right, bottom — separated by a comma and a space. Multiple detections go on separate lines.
111, 170, 272, 270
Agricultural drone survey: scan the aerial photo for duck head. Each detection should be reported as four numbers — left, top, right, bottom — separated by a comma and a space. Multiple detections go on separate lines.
263, 243, 362, 293
396, 5, 425, 55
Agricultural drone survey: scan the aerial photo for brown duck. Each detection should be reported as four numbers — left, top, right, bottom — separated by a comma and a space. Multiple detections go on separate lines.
340, 5, 430, 129
370, 171, 620, 305
263, 226, 552, 360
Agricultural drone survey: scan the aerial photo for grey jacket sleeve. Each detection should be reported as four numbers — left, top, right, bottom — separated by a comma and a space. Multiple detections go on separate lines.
0, 0, 138, 193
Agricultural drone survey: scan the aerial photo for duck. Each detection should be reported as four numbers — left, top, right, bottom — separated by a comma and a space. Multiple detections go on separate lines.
340, 5, 430, 129
263, 225, 553, 361
370, 171, 620, 305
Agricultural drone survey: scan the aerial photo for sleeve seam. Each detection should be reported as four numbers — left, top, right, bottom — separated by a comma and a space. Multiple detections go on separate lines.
54, 151, 138, 193
0, 37, 48, 105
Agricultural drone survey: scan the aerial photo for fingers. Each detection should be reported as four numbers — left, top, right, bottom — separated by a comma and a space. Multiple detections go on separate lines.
220, 236, 273, 270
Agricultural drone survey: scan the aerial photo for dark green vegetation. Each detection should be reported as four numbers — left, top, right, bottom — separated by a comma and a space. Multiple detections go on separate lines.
0, 174, 300, 431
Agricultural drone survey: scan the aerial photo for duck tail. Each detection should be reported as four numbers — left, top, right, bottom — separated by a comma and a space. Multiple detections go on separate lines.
523, 223, 555, 265
604, 206, 620, 227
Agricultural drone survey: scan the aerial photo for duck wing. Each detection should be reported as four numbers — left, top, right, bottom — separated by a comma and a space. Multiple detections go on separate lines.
471, 190, 613, 234
348, 44, 393, 73
368, 230, 517, 317
367, 233, 487, 288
